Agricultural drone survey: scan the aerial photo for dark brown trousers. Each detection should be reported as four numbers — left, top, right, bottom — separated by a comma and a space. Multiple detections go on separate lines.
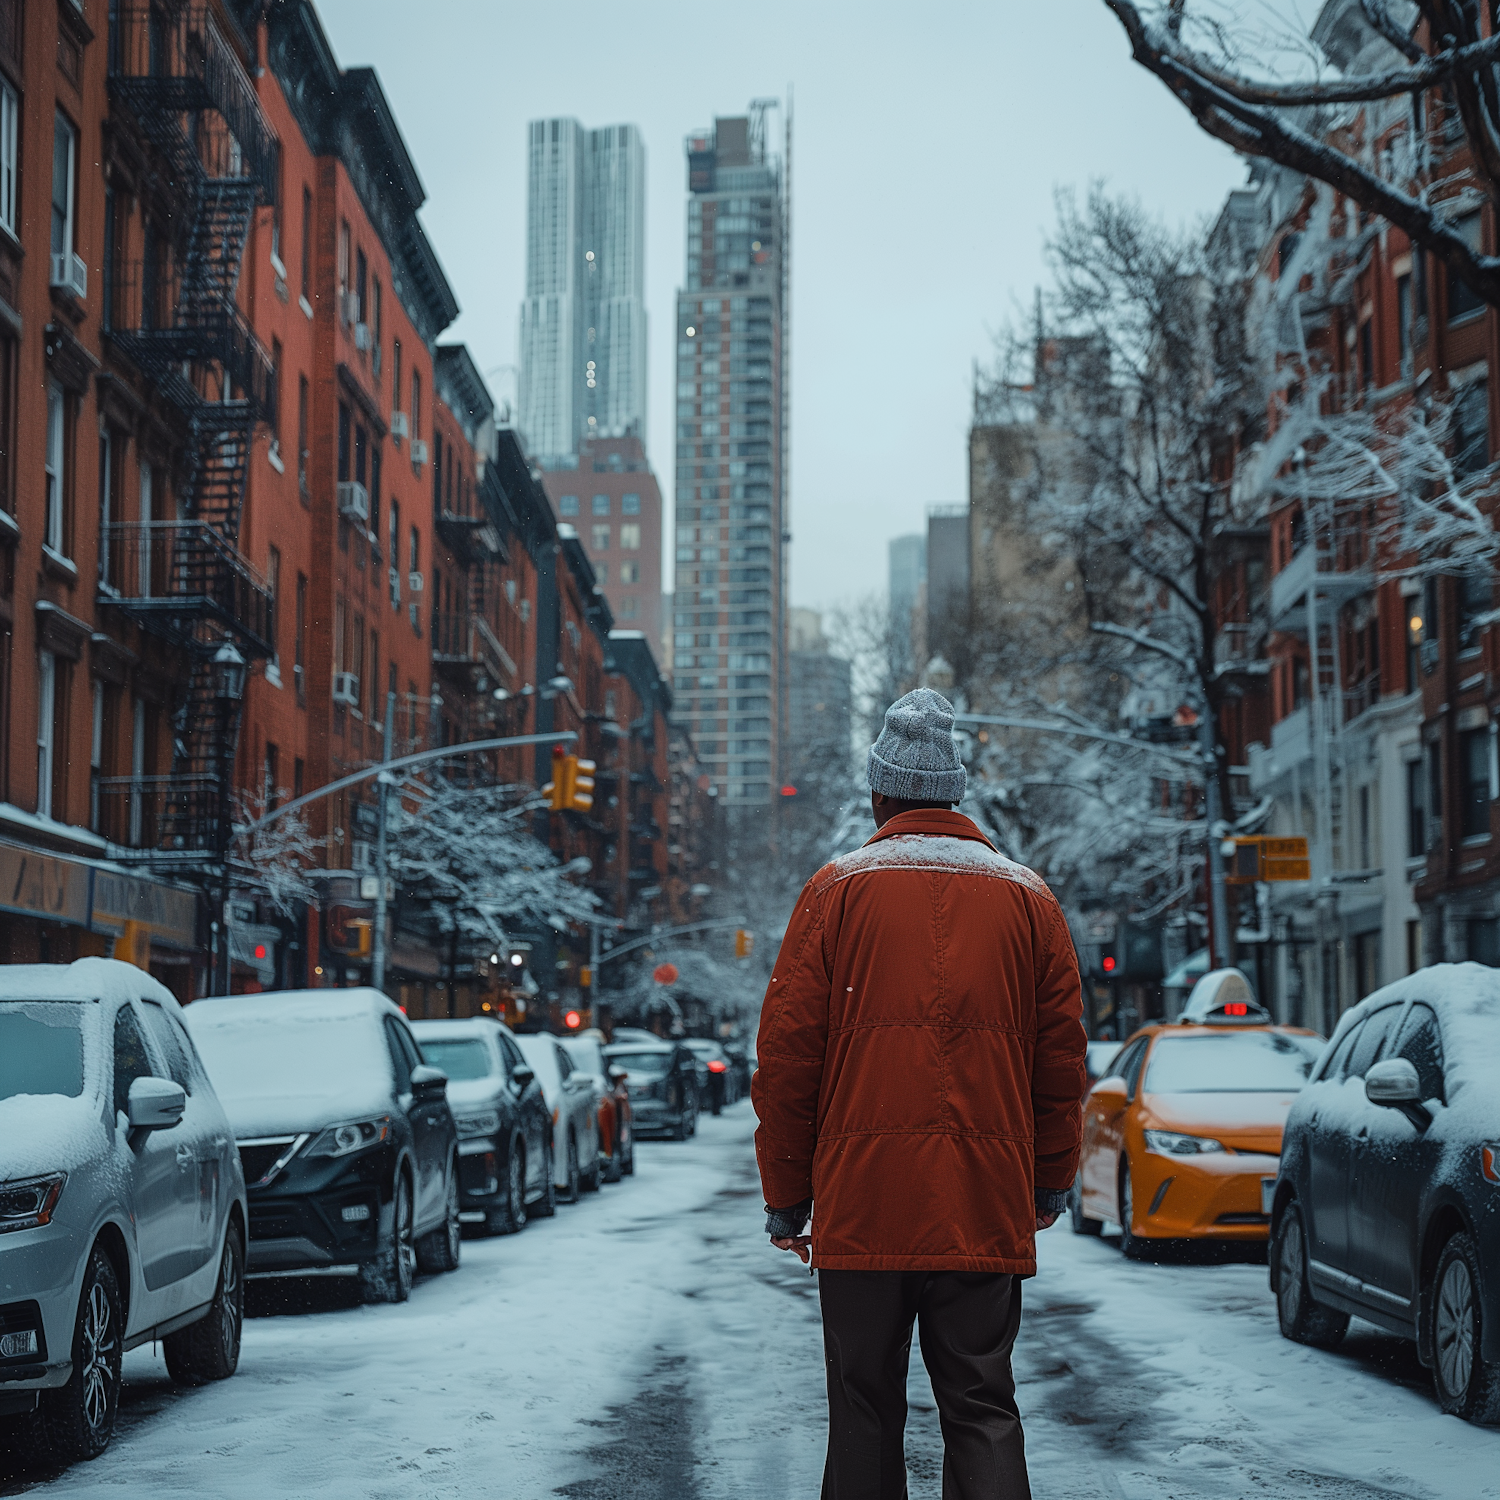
818, 1270, 1030, 1500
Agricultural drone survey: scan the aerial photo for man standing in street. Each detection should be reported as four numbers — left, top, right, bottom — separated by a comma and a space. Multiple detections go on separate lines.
753, 687, 1087, 1500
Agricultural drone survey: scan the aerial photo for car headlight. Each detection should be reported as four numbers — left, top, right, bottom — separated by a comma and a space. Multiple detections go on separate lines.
1144, 1129, 1228, 1157
304, 1117, 392, 1159
456, 1111, 501, 1138
0, 1173, 66, 1234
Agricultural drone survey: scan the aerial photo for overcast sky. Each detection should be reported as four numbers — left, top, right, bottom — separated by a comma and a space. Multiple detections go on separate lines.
316, 0, 1248, 617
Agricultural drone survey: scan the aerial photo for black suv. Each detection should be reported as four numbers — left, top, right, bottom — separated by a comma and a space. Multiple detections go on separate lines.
185, 989, 461, 1305
1270, 965, 1500, 1423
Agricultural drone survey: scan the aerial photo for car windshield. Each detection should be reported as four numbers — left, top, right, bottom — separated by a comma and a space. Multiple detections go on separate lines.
514, 1037, 563, 1100
417, 1038, 495, 1081
562, 1039, 603, 1074
189, 1008, 390, 1104
1144, 1032, 1323, 1094
612, 1049, 670, 1078
0, 1002, 85, 1101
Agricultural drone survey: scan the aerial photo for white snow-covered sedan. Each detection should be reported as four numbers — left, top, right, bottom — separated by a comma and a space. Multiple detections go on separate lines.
0, 960, 247, 1464
513, 1034, 600, 1203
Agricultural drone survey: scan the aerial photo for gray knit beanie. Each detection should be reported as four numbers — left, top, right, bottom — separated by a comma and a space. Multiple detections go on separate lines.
866, 688, 967, 803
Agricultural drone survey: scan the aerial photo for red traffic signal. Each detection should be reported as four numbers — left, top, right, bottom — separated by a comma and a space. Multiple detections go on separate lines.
780, 785, 798, 797
1102, 955, 1116, 973
653, 962, 679, 986
564, 1010, 582, 1029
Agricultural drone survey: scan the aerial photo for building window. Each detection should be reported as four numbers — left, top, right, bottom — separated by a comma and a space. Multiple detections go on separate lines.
592, 494, 610, 516
37, 651, 56, 818
298, 376, 310, 501
372, 278, 383, 376
1396, 273, 1412, 372
1407, 757, 1426, 858
51, 112, 76, 264
1353, 930, 1380, 1001
619, 596, 638, 619
620, 522, 641, 550
559, 494, 579, 516
370, 448, 381, 544
620, 560, 640, 584
295, 571, 307, 704
1454, 378, 1490, 476
44, 382, 66, 555
622, 492, 641, 515
393, 341, 403, 421
389, 500, 401, 608
0, 78, 15, 236
1462, 727, 1490, 838
301, 186, 313, 300
337, 220, 350, 313
355, 247, 367, 326
1358, 318, 1374, 390
338, 402, 351, 482
592, 523, 610, 551
267, 545, 281, 673
270, 338, 283, 439
1458, 570, 1492, 653
411, 369, 422, 440
1448, 211, 1485, 324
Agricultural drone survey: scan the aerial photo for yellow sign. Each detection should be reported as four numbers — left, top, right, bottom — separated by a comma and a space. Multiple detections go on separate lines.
113, 920, 151, 971
1226, 836, 1311, 884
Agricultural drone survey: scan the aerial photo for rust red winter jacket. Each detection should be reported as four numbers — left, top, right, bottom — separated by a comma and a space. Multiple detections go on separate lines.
752, 810, 1086, 1274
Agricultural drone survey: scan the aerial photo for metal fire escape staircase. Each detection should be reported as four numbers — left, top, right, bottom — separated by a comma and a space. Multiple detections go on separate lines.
101, 3, 280, 867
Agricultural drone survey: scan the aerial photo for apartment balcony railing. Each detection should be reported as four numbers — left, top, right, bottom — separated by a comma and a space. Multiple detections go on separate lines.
98, 521, 273, 655
108, 2, 279, 196
434, 508, 505, 564
1270, 544, 1372, 634
1212, 622, 1270, 675
431, 611, 517, 685
107, 260, 276, 423
1343, 671, 1383, 724
94, 773, 223, 865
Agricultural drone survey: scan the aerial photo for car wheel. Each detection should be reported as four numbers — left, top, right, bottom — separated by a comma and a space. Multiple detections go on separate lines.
36, 1246, 123, 1462
1432, 1232, 1500, 1423
164, 1228, 244, 1384
603, 1128, 623, 1185
623, 1129, 635, 1176
417, 1162, 462, 1273
560, 1130, 581, 1203
1118, 1159, 1149, 1260
489, 1141, 527, 1235
529, 1141, 558, 1219
1272, 1199, 1348, 1349
361, 1171, 415, 1304
1069, 1173, 1104, 1236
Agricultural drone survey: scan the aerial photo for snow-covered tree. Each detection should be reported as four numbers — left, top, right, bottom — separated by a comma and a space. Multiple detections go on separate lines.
230, 790, 319, 919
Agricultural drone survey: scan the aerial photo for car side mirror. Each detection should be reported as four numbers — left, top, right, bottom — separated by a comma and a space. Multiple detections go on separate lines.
1365, 1058, 1431, 1128
410, 1064, 448, 1098
127, 1076, 185, 1132
565, 1072, 591, 1090
608, 1065, 628, 1083
511, 1065, 535, 1090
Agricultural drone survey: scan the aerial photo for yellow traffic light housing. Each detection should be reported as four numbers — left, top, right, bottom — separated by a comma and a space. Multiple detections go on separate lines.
734, 928, 754, 959
543, 746, 568, 811
570, 758, 596, 812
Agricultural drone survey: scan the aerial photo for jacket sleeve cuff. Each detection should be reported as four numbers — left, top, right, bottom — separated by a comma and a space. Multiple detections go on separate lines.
1034, 1187, 1069, 1217
765, 1198, 812, 1239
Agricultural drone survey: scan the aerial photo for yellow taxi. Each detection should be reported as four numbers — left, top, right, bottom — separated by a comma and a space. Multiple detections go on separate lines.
1069, 971, 1324, 1255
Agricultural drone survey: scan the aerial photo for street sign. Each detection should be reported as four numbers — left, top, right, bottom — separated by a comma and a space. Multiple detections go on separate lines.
1225, 836, 1311, 884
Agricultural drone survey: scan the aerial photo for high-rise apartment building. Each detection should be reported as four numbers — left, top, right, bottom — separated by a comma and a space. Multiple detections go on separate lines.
518, 119, 647, 465
672, 108, 789, 811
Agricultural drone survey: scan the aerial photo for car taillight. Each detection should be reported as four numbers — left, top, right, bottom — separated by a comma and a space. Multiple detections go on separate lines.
708, 1060, 726, 1073
1483, 1143, 1500, 1185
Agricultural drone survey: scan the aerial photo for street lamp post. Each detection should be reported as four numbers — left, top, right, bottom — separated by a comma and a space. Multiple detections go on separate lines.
372, 691, 395, 994
211, 638, 248, 997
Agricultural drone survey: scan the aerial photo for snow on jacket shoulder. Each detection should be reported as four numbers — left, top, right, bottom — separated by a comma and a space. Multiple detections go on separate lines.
752, 808, 1086, 1275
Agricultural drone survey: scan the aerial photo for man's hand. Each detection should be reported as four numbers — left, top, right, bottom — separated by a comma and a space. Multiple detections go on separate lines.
771, 1235, 812, 1264
1035, 1211, 1060, 1231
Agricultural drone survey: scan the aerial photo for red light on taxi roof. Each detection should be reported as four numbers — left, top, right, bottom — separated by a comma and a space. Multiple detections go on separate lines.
1102, 956, 1116, 972
1223, 1002, 1249, 1016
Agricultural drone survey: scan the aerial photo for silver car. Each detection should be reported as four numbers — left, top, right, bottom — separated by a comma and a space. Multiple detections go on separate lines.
0, 959, 247, 1463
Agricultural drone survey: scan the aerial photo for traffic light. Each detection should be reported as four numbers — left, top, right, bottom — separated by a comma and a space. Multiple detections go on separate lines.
570, 758, 595, 811
543, 746, 568, 810
734, 928, 754, 959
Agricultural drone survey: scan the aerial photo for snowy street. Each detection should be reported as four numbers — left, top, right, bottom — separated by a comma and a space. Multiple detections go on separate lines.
1, 1104, 1492, 1499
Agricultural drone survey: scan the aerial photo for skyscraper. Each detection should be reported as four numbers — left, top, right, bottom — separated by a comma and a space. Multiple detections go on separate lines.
671, 106, 789, 812
518, 119, 647, 465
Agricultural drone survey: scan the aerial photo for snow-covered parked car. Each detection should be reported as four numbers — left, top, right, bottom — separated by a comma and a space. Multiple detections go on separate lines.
0, 959, 247, 1463
411, 1018, 554, 1232
183, 990, 460, 1305
560, 1032, 634, 1183
513, 1033, 600, 1203
1271, 964, 1500, 1423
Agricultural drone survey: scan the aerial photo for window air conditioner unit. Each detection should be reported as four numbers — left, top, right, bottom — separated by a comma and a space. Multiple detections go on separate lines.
50, 252, 86, 300
408, 571, 424, 594
389, 411, 409, 439
340, 290, 360, 325
333, 672, 360, 707
410, 438, 429, 468
354, 321, 371, 352
337, 480, 370, 522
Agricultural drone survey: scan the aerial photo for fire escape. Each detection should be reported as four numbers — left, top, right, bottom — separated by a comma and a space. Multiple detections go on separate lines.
100, 2, 278, 871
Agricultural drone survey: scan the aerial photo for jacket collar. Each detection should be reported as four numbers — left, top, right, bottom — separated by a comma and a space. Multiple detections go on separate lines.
863, 808, 995, 849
